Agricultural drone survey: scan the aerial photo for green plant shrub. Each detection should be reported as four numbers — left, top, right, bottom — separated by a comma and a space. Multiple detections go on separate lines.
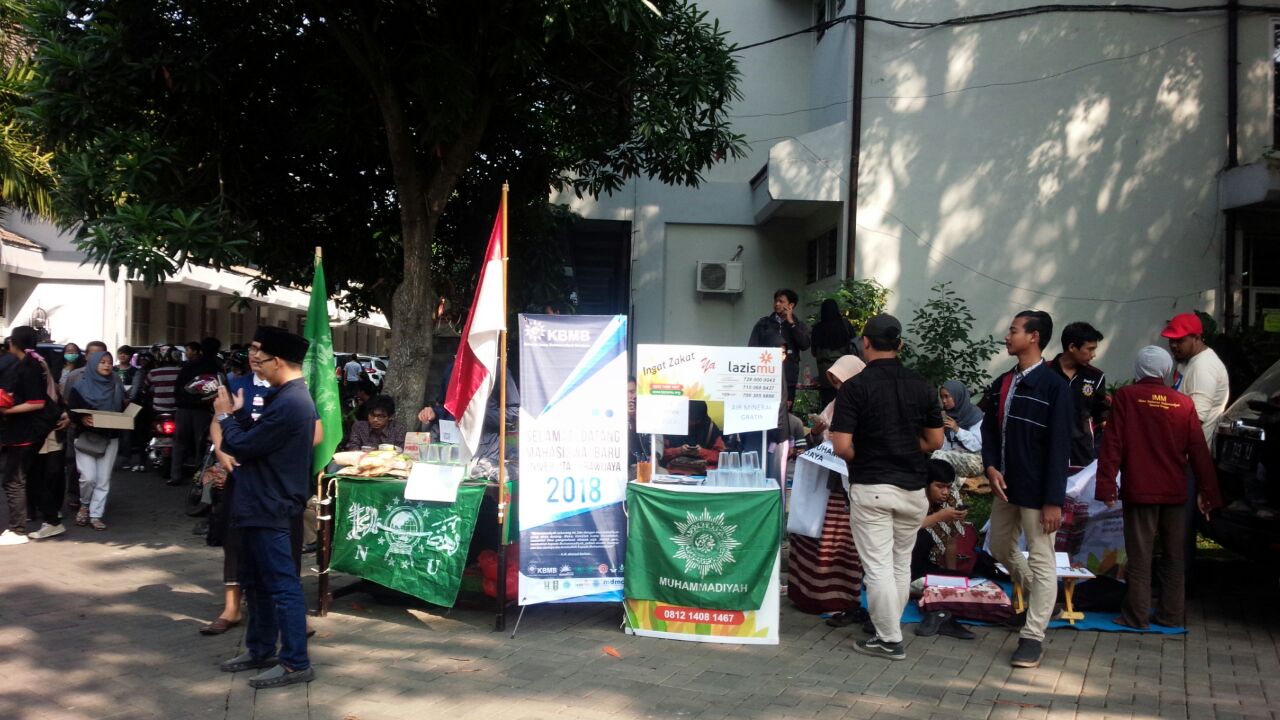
901, 282, 1002, 392
806, 278, 890, 333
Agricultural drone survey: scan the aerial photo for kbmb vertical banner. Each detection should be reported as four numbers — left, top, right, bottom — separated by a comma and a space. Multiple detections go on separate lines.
518, 315, 629, 605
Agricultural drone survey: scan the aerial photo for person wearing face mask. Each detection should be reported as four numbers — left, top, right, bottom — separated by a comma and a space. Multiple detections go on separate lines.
59, 344, 86, 386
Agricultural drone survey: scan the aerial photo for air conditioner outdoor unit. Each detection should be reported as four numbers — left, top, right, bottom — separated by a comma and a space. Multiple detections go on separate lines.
696, 261, 744, 294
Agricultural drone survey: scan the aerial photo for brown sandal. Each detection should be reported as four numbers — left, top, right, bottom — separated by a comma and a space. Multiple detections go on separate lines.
76, 508, 89, 526
90, 519, 107, 531
199, 617, 241, 635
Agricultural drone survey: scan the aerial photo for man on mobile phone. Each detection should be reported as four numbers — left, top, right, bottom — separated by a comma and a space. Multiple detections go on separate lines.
748, 288, 810, 405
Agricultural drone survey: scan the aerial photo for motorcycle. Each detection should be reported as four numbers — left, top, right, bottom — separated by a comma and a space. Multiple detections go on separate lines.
147, 412, 176, 477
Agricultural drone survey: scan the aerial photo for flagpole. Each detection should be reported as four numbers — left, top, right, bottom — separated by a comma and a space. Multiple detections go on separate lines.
313, 246, 334, 617
495, 183, 510, 632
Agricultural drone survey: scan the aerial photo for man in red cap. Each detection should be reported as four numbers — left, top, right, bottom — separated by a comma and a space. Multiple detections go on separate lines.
1161, 312, 1228, 446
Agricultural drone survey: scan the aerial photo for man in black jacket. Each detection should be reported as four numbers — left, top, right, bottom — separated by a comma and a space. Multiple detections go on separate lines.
1047, 322, 1108, 469
169, 337, 220, 486
981, 311, 1071, 669
747, 289, 810, 405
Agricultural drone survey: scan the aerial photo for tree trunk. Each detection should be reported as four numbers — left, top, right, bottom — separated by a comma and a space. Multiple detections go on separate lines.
377, 83, 493, 431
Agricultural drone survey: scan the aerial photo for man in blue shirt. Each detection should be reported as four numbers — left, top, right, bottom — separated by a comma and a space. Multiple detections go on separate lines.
213, 327, 318, 689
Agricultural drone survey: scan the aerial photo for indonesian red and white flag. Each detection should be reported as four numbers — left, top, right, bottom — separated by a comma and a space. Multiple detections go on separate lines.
443, 204, 506, 460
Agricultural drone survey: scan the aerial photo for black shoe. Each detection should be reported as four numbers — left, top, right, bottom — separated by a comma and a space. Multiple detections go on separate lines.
301, 542, 317, 555
192, 520, 209, 536
220, 651, 278, 673
915, 610, 949, 637
165, 479, 185, 486
939, 617, 976, 640
1010, 638, 1043, 668
825, 607, 869, 628
853, 637, 905, 661
247, 664, 315, 689
861, 619, 876, 635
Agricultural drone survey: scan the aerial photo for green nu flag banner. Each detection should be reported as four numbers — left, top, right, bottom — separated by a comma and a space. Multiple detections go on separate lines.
332, 479, 485, 607
625, 484, 781, 610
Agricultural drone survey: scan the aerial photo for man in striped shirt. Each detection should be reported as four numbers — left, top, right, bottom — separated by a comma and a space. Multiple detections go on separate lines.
142, 348, 181, 414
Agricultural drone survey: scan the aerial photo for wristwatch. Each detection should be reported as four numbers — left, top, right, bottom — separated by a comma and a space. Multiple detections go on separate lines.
216, 412, 232, 422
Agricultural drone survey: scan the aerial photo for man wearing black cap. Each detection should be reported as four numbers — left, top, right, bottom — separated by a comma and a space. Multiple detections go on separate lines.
830, 314, 945, 661
212, 326, 318, 689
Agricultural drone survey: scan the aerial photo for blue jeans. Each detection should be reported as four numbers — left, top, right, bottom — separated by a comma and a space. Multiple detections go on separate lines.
240, 526, 310, 669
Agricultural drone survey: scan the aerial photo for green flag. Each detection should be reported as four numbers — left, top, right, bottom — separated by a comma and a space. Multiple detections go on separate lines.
302, 252, 343, 475
625, 484, 781, 611
331, 479, 486, 607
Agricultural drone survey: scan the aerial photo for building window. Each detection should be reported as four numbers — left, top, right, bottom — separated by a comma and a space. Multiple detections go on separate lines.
229, 311, 246, 345
131, 297, 151, 344
202, 308, 218, 340
296, 314, 306, 336
166, 302, 187, 342
806, 228, 838, 284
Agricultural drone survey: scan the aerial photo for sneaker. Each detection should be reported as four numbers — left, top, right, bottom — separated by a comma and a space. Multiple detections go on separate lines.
1011, 638, 1043, 668
1256, 506, 1276, 521
29, 523, 66, 540
247, 664, 315, 689
0, 530, 29, 546
220, 651, 279, 673
853, 636, 906, 661
915, 610, 949, 637
824, 607, 869, 628
939, 617, 977, 640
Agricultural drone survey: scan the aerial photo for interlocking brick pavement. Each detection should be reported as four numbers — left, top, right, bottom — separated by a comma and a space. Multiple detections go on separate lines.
1, 470, 1278, 720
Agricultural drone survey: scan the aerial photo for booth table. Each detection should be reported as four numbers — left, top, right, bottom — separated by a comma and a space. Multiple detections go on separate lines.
326, 475, 491, 608
622, 480, 782, 644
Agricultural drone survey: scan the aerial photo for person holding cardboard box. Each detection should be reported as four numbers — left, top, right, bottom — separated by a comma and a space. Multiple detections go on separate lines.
68, 351, 127, 531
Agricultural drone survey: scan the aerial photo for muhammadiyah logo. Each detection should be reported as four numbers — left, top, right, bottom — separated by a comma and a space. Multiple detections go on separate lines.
671, 508, 741, 578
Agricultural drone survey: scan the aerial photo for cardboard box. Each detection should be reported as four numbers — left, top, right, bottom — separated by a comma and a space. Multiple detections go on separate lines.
72, 403, 142, 430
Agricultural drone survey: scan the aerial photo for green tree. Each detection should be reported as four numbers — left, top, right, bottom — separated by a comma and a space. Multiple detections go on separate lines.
24, 0, 744, 426
900, 282, 1001, 392
0, 0, 53, 217
805, 278, 890, 331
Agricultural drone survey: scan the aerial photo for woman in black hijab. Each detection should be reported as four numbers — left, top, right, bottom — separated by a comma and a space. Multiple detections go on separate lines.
810, 299, 856, 407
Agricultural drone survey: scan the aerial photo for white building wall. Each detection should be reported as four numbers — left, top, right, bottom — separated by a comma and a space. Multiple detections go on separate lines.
853, 1, 1245, 378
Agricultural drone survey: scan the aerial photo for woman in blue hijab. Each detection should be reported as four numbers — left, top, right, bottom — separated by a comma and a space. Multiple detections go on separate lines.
68, 351, 126, 530
939, 379, 983, 453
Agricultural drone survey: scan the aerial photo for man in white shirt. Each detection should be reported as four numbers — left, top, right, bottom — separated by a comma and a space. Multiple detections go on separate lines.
342, 357, 363, 390
1162, 313, 1229, 445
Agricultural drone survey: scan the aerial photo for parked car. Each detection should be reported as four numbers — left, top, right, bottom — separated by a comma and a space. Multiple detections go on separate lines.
1203, 359, 1280, 569
335, 353, 387, 389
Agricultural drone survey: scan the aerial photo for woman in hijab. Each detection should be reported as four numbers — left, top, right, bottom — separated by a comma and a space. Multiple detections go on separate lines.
810, 300, 857, 408
791, 355, 868, 620
68, 350, 126, 530
939, 380, 983, 452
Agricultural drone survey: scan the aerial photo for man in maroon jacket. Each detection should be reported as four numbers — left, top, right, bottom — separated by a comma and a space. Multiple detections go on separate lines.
1096, 346, 1222, 629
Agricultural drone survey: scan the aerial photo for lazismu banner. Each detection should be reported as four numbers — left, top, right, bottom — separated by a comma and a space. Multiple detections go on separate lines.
518, 314, 629, 605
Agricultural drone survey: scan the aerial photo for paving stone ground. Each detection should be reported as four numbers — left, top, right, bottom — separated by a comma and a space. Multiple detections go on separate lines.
1, 470, 1277, 720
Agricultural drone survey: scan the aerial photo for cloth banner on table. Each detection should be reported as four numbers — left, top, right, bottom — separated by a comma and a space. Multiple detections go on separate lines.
518, 314, 629, 605
332, 479, 485, 607
625, 484, 780, 610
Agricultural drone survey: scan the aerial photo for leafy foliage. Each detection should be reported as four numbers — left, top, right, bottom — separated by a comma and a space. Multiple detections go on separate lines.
900, 282, 1001, 392
805, 278, 891, 332
22, 0, 746, 424
0, 0, 54, 217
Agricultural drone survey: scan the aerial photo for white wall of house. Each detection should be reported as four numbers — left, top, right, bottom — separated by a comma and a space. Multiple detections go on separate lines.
853, 2, 1254, 377
559, 1, 1274, 386
0, 212, 390, 354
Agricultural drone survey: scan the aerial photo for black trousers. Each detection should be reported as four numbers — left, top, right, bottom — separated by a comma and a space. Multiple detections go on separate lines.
29, 449, 66, 525
1, 444, 37, 534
